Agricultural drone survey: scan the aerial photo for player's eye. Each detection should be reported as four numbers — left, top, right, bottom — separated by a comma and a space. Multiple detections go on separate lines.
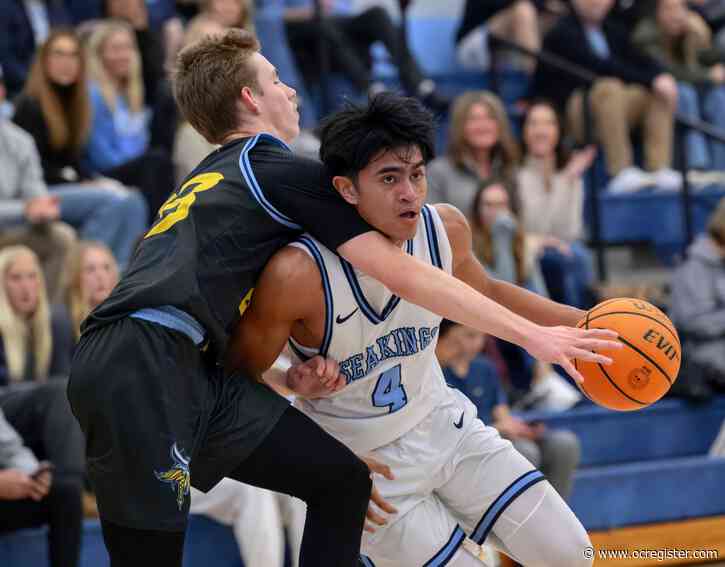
382, 175, 396, 185
411, 170, 424, 182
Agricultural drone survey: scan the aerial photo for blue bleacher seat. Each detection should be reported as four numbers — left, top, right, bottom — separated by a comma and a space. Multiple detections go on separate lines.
521, 396, 725, 468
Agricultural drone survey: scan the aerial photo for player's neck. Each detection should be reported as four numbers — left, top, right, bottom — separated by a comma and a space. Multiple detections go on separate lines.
219, 124, 292, 146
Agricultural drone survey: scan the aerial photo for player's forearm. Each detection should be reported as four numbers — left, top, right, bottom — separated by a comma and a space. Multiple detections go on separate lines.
486, 278, 585, 328
394, 258, 539, 348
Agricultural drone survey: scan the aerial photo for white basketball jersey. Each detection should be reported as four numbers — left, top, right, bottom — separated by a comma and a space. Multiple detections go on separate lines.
288, 205, 454, 453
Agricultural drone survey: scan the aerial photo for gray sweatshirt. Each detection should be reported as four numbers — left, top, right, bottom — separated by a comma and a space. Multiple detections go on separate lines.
0, 118, 48, 228
0, 408, 39, 473
670, 235, 725, 372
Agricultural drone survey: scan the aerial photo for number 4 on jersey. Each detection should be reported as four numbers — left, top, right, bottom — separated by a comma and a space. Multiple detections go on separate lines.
372, 365, 408, 413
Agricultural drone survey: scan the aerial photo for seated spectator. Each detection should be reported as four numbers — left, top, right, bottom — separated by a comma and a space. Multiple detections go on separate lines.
0, 402, 82, 567
65, 241, 119, 341
13, 30, 148, 269
201, 0, 254, 30
633, 0, 725, 172
0, 65, 76, 303
0, 246, 73, 384
437, 319, 581, 499
670, 197, 725, 390
456, 0, 541, 73
471, 179, 547, 296
518, 100, 596, 309
282, 0, 447, 111
427, 91, 520, 215
84, 20, 175, 220
104, 0, 178, 153
531, 0, 681, 193
0, 0, 71, 99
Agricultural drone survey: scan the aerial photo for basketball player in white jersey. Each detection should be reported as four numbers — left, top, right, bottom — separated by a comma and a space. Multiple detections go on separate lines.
227, 94, 620, 566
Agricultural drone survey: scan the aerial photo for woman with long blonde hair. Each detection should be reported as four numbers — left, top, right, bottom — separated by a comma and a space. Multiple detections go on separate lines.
66, 241, 119, 341
0, 246, 53, 384
84, 19, 175, 221
13, 29, 148, 270
427, 90, 520, 216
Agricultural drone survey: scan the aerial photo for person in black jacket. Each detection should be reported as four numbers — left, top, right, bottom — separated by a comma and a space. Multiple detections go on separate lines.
531, 0, 681, 193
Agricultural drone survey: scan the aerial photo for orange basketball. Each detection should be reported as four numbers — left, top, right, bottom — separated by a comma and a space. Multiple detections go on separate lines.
575, 298, 681, 411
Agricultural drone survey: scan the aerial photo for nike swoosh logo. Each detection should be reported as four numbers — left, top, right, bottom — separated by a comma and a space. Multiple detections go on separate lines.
335, 308, 359, 324
454, 412, 464, 429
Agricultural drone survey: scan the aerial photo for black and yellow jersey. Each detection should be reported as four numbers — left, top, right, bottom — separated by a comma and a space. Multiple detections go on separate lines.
84, 133, 372, 359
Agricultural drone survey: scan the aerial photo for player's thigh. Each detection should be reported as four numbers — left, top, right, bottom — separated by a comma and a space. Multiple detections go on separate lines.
68, 318, 211, 531
362, 494, 491, 567
435, 419, 545, 544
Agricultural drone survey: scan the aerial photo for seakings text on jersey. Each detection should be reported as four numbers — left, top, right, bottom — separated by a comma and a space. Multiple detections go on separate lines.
339, 325, 439, 384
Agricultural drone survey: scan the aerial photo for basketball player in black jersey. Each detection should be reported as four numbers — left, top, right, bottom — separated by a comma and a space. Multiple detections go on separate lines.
68, 29, 620, 567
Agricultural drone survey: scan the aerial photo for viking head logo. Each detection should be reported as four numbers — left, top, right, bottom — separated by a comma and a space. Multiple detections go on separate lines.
155, 443, 191, 510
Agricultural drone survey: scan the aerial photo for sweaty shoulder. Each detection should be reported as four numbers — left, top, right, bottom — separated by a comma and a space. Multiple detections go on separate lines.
434, 203, 470, 242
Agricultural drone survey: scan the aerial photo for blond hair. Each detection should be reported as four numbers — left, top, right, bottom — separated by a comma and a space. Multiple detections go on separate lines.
173, 28, 261, 144
24, 29, 91, 153
447, 91, 520, 180
86, 20, 145, 113
66, 241, 118, 341
0, 246, 52, 382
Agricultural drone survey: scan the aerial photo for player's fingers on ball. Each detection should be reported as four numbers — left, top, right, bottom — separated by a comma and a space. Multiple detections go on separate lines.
578, 337, 622, 351
570, 348, 613, 365
561, 357, 584, 384
324, 359, 340, 383
582, 328, 619, 340
310, 356, 326, 377
364, 523, 376, 533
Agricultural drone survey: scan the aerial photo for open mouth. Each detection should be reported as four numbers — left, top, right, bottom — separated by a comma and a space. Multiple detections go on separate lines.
400, 211, 418, 220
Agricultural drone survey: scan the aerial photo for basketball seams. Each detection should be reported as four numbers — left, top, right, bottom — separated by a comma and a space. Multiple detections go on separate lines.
584, 297, 626, 319
616, 336, 674, 385
586, 311, 680, 349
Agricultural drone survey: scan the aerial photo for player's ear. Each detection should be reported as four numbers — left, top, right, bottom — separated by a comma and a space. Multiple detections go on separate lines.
240, 86, 259, 114
332, 176, 359, 205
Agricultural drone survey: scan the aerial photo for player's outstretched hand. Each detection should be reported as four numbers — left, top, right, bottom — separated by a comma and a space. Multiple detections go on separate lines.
285, 355, 346, 398
359, 455, 397, 533
525, 326, 622, 384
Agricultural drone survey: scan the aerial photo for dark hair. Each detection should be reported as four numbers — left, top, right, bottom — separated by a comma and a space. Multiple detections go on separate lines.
438, 319, 459, 338
523, 98, 570, 170
318, 93, 436, 179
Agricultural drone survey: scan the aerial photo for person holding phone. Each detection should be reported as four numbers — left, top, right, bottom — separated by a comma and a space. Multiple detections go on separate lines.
0, 403, 81, 567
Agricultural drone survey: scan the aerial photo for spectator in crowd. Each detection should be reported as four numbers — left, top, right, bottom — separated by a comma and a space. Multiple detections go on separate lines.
0, 404, 82, 567
202, 0, 255, 30
427, 91, 520, 215
282, 0, 448, 111
0, 0, 71, 99
0, 65, 76, 303
0, 246, 73, 384
456, 0, 541, 73
518, 100, 596, 309
436, 319, 581, 499
104, 0, 178, 153
471, 178, 547, 296
670, 197, 725, 385
65, 241, 119, 341
84, 20, 175, 220
633, 0, 725, 172
13, 30, 148, 270
531, 0, 682, 194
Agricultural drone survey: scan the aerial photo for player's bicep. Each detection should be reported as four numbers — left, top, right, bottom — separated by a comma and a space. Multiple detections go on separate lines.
225, 249, 313, 377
